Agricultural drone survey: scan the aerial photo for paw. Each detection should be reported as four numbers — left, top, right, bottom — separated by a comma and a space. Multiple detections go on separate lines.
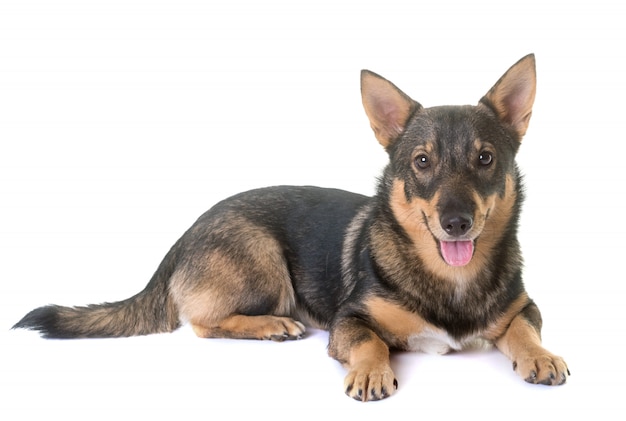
263, 317, 306, 341
343, 363, 398, 402
513, 352, 569, 386
193, 315, 306, 340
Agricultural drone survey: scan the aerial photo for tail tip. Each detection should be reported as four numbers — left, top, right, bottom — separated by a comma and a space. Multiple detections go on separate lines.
12, 305, 62, 338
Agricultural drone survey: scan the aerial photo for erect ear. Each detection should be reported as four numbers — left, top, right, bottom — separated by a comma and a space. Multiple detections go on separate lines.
361, 70, 421, 149
480, 54, 537, 138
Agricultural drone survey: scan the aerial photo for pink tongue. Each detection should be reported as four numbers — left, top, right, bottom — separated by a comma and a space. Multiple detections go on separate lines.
440, 240, 474, 266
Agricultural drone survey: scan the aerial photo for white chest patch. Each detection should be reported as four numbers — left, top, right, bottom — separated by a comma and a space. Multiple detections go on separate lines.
407, 330, 491, 355
407, 330, 460, 355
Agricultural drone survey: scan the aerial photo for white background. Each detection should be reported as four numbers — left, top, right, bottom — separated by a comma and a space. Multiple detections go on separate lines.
1, 0, 624, 419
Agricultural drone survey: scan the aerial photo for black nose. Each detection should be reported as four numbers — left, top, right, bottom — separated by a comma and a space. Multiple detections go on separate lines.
440, 213, 473, 237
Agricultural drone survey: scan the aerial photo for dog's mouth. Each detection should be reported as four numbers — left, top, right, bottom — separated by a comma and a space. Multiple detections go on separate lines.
439, 240, 475, 267
419, 210, 483, 267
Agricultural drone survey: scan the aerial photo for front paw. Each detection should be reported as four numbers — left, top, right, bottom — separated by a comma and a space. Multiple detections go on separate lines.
343, 363, 398, 402
513, 352, 569, 385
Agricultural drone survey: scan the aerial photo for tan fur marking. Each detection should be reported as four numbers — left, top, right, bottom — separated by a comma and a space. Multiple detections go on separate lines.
170, 250, 242, 324
365, 296, 433, 345
387, 181, 445, 269
389, 176, 517, 283
495, 314, 541, 360
472, 175, 518, 264
191, 314, 305, 341
343, 336, 397, 401
347, 336, 390, 368
169, 213, 295, 329
482, 292, 530, 341
495, 313, 569, 385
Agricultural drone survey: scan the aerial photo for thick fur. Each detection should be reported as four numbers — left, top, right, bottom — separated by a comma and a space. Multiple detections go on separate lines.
14, 54, 568, 401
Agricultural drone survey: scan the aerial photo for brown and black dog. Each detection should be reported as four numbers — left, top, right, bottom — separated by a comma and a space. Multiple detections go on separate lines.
14, 54, 568, 401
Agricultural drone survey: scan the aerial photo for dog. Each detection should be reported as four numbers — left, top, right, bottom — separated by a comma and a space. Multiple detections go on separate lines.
14, 54, 569, 401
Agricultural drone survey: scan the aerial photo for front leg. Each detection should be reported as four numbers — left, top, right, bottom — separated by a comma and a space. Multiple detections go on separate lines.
328, 317, 398, 402
496, 301, 569, 385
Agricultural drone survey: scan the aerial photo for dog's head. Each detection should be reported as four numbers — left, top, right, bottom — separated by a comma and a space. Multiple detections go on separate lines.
362, 55, 536, 278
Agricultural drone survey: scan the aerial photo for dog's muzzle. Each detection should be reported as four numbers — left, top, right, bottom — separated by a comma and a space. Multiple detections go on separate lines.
439, 212, 474, 266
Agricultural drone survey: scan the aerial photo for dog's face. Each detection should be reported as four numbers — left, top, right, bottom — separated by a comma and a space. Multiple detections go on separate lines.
362, 55, 536, 279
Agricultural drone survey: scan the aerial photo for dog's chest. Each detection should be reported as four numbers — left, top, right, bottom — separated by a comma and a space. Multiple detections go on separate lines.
364, 296, 491, 353
406, 330, 462, 355
406, 329, 489, 354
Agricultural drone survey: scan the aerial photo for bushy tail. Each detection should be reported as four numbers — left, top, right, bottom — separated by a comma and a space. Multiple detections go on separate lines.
13, 245, 181, 339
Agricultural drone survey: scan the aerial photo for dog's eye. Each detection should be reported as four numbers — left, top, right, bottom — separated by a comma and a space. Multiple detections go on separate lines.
478, 151, 493, 166
414, 154, 430, 169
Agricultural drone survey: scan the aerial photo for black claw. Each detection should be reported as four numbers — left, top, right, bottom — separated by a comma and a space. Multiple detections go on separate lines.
393, 378, 399, 389
512, 361, 518, 371
345, 384, 353, 395
567, 368, 571, 376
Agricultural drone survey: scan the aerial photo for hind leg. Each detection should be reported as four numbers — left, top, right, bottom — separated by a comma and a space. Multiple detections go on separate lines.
169, 215, 304, 340
191, 315, 305, 341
